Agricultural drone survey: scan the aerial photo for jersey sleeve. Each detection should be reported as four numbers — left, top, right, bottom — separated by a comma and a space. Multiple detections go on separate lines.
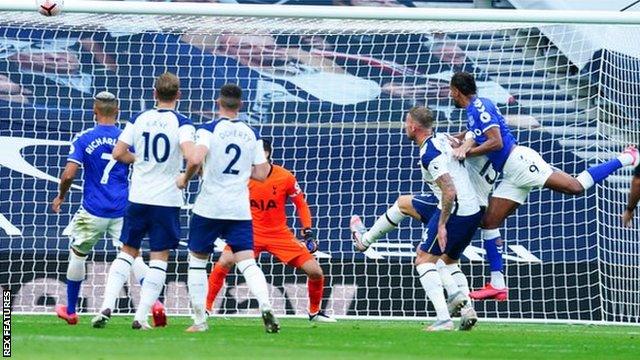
287, 173, 312, 229
253, 139, 267, 165
178, 116, 195, 144
470, 98, 501, 134
118, 122, 135, 146
421, 141, 449, 181
67, 134, 85, 165
195, 127, 212, 149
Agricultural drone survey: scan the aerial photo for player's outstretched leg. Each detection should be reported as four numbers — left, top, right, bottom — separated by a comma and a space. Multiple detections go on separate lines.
351, 195, 435, 251
205, 251, 234, 313
235, 251, 280, 333
298, 259, 336, 323
131, 255, 167, 327
132, 252, 168, 330
186, 253, 209, 333
92, 249, 137, 328
57, 249, 86, 325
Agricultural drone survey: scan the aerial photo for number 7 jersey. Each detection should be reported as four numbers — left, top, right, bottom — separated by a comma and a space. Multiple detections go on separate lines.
118, 108, 195, 207
192, 117, 267, 220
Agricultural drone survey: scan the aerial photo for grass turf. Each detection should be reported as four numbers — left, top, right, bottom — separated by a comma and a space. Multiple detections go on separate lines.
10, 315, 640, 359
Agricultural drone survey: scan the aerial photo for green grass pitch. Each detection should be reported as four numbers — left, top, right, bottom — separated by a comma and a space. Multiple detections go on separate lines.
11, 315, 640, 359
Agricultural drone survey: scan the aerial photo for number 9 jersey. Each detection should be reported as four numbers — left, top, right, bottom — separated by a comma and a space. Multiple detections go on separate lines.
118, 108, 195, 207
192, 117, 268, 220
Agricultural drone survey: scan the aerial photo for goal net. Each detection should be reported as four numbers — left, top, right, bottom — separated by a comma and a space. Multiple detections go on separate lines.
1, 5, 638, 324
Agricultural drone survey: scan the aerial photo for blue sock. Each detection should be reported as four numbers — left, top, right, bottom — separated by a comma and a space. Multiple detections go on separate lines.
586, 159, 623, 184
66, 280, 82, 315
484, 237, 503, 272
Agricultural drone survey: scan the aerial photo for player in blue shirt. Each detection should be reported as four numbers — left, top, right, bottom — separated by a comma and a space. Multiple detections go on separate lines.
450, 72, 640, 300
52, 92, 157, 325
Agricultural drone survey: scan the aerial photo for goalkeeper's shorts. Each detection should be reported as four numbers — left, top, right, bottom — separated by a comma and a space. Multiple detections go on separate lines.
222, 231, 314, 269
68, 207, 123, 254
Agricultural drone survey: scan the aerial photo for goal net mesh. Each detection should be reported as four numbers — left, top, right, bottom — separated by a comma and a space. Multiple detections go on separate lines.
0, 11, 638, 323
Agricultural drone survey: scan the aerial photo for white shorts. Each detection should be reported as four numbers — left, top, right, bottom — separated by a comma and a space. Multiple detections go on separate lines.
68, 208, 123, 254
493, 146, 553, 204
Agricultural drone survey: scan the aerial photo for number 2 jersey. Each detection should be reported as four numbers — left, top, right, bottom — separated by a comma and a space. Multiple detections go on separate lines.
192, 117, 268, 220
118, 108, 195, 207
68, 124, 129, 218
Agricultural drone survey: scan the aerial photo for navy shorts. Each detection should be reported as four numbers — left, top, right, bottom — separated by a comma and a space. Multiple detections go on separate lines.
411, 194, 438, 224
419, 209, 482, 260
120, 202, 181, 252
188, 214, 253, 254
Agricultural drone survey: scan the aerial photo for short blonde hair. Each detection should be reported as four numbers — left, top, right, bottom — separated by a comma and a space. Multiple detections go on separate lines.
155, 72, 180, 102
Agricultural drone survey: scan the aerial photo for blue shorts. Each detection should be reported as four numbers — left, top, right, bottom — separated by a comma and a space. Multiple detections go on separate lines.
120, 202, 181, 252
188, 214, 253, 254
411, 194, 438, 224
419, 209, 482, 260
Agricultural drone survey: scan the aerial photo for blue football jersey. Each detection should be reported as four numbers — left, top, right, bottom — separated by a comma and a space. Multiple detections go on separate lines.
67, 124, 129, 218
465, 97, 517, 172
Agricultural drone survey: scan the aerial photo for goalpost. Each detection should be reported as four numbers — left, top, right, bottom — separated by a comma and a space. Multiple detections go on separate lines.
1, 1, 639, 324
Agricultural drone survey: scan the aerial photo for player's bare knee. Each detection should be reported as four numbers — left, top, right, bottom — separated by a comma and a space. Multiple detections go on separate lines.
396, 195, 413, 213
302, 260, 323, 279
218, 251, 235, 268
567, 180, 584, 195
121, 245, 140, 258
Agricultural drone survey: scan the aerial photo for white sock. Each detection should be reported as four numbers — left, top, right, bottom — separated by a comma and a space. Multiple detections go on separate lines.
576, 171, 595, 191
491, 271, 506, 289
67, 251, 86, 282
134, 260, 167, 323
188, 255, 208, 325
446, 264, 470, 297
436, 260, 458, 296
101, 252, 133, 311
417, 263, 450, 322
132, 256, 149, 285
364, 201, 406, 245
236, 258, 272, 311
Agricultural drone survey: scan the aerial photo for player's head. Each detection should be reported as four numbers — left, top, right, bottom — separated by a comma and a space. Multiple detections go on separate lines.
217, 83, 243, 113
450, 71, 477, 108
262, 138, 272, 162
405, 106, 434, 142
154, 72, 181, 104
93, 91, 118, 123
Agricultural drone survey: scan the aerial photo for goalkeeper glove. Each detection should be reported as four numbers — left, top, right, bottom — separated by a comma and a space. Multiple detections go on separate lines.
302, 228, 318, 253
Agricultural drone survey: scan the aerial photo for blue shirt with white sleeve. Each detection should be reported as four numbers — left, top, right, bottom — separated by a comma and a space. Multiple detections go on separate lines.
465, 96, 517, 172
67, 124, 129, 218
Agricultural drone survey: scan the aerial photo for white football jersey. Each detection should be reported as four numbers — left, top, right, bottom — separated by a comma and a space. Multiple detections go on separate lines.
465, 155, 497, 208
119, 108, 195, 207
420, 133, 480, 216
192, 118, 267, 220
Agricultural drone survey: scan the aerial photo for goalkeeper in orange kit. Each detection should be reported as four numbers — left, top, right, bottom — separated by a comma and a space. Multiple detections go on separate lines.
206, 139, 336, 322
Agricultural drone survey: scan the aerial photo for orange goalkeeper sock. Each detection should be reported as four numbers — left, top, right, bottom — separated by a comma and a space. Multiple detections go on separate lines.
206, 263, 230, 311
307, 277, 324, 315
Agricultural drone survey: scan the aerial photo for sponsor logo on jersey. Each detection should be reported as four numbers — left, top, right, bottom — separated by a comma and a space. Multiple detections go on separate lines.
251, 199, 277, 211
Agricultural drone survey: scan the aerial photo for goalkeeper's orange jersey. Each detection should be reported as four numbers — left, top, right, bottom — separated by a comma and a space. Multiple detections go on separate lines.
249, 164, 312, 237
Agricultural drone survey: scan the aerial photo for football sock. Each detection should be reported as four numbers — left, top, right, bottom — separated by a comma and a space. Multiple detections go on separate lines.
132, 256, 149, 285
101, 252, 133, 312
436, 260, 458, 296
307, 276, 324, 315
134, 260, 167, 323
577, 158, 624, 190
66, 251, 86, 315
364, 201, 406, 245
237, 258, 272, 311
188, 255, 208, 325
417, 263, 450, 322
206, 262, 230, 311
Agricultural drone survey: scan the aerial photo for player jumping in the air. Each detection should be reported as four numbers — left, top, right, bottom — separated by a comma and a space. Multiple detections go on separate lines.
450, 71, 640, 301
52, 92, 163, 325
353, 107, 481, 331
205, 139, 336, 323
92, 73, 195, 330
621, 153, 640, 228
177, 84, 280, 333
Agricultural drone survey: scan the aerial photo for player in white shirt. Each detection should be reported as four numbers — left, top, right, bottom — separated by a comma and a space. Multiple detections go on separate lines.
176, 84, 278, 333
92, 73, 195, 330
352, 107, 482, 331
